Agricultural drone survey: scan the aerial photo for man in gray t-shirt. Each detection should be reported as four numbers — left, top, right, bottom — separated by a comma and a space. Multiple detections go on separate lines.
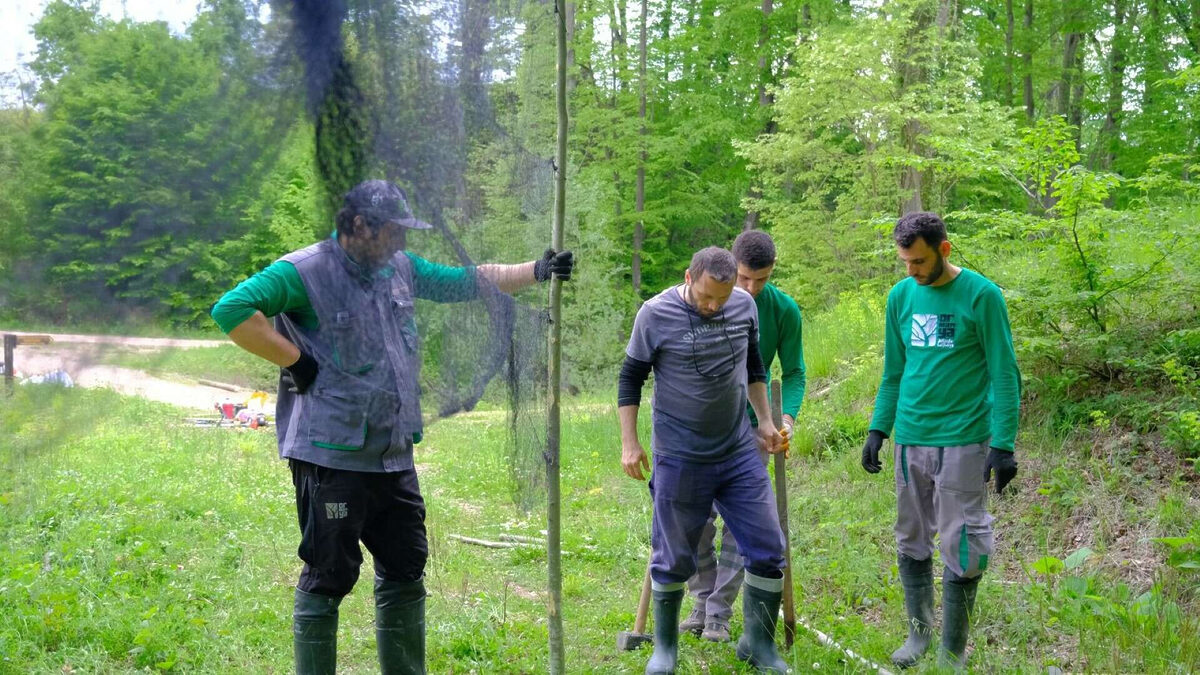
618, 247, 790, 675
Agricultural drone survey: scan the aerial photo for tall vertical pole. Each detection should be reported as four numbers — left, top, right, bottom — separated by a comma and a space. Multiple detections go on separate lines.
3, 334, 15, 396
770, 379, 796, 648
546, 0, 569, 670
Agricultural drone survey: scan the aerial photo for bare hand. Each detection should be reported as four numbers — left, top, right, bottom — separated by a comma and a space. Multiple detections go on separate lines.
622, 442, 650, 481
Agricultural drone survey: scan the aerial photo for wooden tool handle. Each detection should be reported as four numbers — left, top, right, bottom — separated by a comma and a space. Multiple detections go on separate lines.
770, 379, 797, 648
633, 559, 653, 633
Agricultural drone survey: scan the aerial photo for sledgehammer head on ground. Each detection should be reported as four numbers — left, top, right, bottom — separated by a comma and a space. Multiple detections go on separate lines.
616, 630, 652, 651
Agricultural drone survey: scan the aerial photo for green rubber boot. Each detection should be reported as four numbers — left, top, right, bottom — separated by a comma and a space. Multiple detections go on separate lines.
734, 573, 789, 674
293, 588, 341, 675
890, 555, 934, 669
938, 568, 979, 670
646, 588, 683, 675
375, 576, 427, 675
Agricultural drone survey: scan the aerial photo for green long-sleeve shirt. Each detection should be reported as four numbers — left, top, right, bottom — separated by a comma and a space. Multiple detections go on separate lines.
869, 269, 1021, 451
210, 249, 477, 334
756, 283, 806, 419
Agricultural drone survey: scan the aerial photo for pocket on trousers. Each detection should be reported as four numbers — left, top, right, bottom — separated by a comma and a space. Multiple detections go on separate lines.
309, 392, 370, 452
963, 507, 995, 573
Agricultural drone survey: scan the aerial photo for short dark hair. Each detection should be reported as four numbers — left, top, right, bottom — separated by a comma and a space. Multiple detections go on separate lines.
688, 246, 737, 283
732, 230, 776, 270
893, 212, 947, 249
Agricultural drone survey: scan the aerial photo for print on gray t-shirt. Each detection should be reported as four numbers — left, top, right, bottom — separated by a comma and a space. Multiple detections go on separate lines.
626, 284, 759, 462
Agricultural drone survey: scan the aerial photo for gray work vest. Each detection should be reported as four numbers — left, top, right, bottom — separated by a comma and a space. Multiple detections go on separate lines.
273, 239, 423, 472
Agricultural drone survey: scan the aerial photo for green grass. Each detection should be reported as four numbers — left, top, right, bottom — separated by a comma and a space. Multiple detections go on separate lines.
2, 297, 1199, 673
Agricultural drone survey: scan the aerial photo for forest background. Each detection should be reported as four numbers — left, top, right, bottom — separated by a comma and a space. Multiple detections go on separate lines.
1, 0, 1200, 671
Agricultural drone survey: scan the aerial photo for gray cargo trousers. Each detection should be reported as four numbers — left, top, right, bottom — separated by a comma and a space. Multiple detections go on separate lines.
895, 441, 994, 578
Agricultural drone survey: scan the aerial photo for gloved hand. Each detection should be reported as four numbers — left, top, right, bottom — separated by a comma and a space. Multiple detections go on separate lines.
534, 249, 574, 282
984, 447, 1018, 494
861, 429, 887, 473
281, 351, 319, 394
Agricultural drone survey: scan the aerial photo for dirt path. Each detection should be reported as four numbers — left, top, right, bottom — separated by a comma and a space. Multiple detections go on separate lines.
3, 331, 249, 411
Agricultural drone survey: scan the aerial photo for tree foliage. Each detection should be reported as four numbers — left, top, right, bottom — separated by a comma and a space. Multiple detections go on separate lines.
0, 0, 1196, 393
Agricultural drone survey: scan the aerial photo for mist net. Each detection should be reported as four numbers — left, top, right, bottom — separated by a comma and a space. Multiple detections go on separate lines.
0, 0, 557, 510
289, 0, 554, 506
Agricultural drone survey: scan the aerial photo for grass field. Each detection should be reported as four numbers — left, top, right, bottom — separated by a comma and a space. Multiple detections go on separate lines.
2, 298, 1198, 673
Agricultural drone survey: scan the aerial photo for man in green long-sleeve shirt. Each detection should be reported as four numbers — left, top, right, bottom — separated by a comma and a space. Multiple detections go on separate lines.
681, 230, 806, 642
211, 179, 574, 675
861, 212, 1020, 670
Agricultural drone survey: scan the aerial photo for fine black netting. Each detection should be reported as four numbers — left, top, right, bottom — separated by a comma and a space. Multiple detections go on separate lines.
1, 0, 557, 511
288, 0, 553, 507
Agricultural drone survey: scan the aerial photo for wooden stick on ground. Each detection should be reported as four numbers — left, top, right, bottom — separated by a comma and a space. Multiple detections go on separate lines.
795, 616, 896, 675
448, 534, 526, 549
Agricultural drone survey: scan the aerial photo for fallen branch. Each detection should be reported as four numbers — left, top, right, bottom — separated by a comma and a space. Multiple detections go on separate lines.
447, 534, 526, 549
198, 378, 242, 392
795, 616, 895, 675
499, 534, 547, 545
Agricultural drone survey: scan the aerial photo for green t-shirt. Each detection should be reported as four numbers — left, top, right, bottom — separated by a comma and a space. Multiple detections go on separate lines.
755, 283, 806, 419
210, 246, 477, 334
868, 269, 1021, 451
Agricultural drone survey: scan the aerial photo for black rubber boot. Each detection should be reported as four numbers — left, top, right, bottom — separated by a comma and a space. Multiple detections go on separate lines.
938, 567, 980, 670
294, 588, 341, 675
646, 588, 683, 675
734, 575, 790, 674
376, 576, 427, 675
891, 555, 935, 669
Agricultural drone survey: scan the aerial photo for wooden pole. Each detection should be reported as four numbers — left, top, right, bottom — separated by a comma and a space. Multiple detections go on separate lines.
3, 334, 15, 395
770, 379, 796, 648
546, 0, 569, 670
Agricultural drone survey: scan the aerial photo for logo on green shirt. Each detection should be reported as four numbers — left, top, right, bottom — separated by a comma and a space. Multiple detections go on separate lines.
912, 313, 956, 348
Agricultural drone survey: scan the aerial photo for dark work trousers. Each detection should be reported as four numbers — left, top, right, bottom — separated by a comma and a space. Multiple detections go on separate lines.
648, 449, 786, 590
687, 447, 769, 623
290, 459, 428, 598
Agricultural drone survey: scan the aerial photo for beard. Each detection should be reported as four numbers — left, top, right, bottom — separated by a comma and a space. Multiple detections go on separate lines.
916, 252, 945, 286
685, 284, 718, 317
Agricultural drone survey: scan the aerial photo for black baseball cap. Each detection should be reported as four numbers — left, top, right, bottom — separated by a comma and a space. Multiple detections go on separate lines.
343, 180, 432, 230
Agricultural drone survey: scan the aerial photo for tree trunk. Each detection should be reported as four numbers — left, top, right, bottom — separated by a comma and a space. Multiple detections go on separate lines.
1056, 32, 1080, 119
1162, 0, 1200, 56
660, 0, 673, 87
609, 0, 625, 224
742, 0, 774, 231
1023, 0, 1034, 121
634, 0, 647, 296
897, 0, 940, 215
1099, 0, 1126, 170
1143, 0, 1163, 112
459, 0, 491, 135
1004, 0, 1015, 106
610, 0, 629, 93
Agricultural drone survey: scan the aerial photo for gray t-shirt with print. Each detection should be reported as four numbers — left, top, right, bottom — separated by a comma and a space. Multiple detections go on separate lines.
626, 284, 760, 462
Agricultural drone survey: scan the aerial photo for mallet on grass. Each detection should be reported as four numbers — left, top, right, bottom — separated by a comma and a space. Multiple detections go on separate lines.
616, 559, 654, 651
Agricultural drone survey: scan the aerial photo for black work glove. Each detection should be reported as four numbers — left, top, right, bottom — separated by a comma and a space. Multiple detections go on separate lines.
281, 351, 319, 394
861, 429, 887, 473
984, 447, 1018, 494
534, 249, 574, 282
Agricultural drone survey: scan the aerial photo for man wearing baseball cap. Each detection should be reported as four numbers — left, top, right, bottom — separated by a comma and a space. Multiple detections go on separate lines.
211, 179, 574, 674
